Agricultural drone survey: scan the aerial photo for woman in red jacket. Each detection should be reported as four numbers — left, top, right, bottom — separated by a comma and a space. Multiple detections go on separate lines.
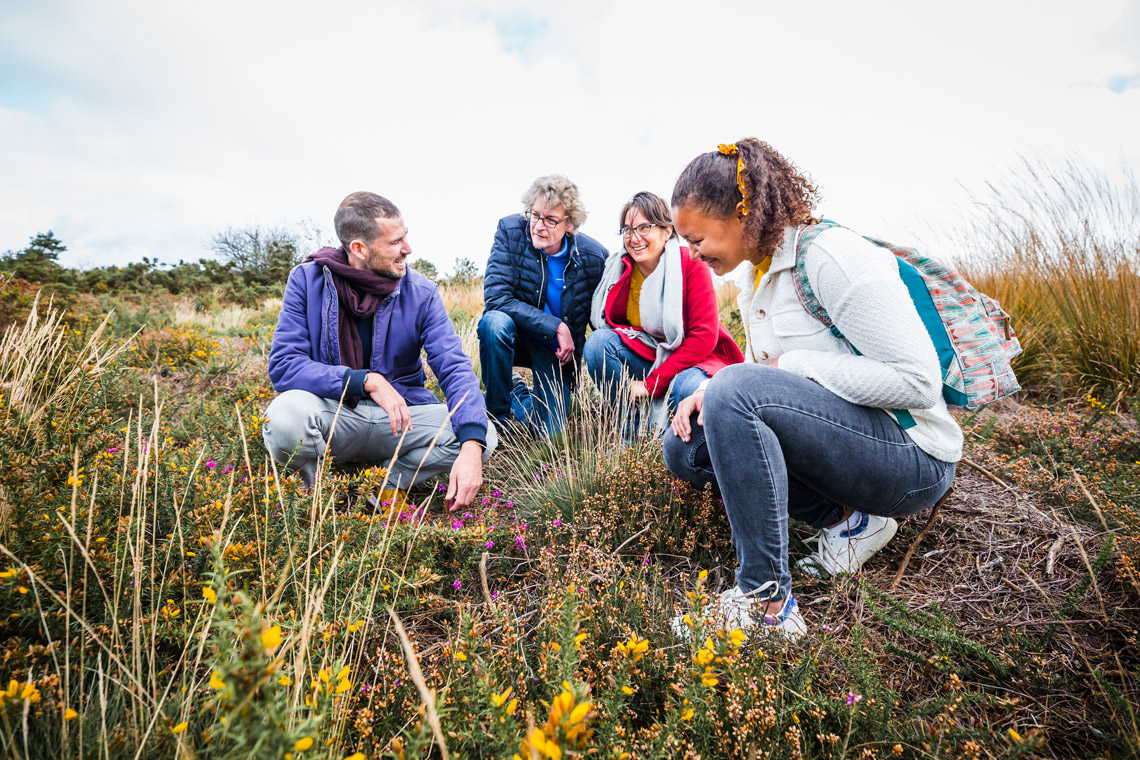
585, 191, 744, 436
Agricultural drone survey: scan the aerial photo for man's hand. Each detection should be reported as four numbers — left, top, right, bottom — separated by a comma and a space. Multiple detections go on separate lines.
445, 440, 484, 510
364, 372, 412, 436
554, 322, 575, 365
671, 389, 705, 443
629, 379, 651, 402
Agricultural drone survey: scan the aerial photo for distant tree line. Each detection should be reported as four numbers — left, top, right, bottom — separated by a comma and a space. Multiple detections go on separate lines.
1, 228, 480, 309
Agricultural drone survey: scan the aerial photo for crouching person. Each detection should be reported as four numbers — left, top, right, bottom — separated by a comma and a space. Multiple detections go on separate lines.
263, 191, 497, 509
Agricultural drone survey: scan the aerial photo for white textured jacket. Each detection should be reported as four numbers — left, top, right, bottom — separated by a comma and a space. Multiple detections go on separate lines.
705, 225, 963, 463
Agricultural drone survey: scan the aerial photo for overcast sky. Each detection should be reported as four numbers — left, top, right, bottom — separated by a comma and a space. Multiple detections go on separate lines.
2, 0, 1138, 273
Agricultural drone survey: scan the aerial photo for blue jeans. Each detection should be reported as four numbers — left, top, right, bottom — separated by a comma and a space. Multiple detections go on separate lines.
583, 328, 709, 435
662, 363, 956, 603
478, 309, 576, 436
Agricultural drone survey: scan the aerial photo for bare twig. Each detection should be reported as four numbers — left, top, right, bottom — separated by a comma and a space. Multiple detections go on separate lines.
891, 490, 951, 590
961, 457, 1011, 490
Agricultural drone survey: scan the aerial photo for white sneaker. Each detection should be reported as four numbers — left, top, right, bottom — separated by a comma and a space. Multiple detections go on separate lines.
796, 512, 898, 578
670, 582, 806, 641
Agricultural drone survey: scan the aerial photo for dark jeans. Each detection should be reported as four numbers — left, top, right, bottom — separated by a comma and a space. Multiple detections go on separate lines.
478, 309, 576, 436
583, 327, 709, 438
663, 363, 956, 602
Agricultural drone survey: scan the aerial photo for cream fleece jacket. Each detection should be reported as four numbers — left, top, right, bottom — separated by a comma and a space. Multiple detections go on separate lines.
703, 225, 963, 463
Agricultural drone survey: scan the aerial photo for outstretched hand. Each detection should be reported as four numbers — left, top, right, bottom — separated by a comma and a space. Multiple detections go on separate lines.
671, 389, 705, 442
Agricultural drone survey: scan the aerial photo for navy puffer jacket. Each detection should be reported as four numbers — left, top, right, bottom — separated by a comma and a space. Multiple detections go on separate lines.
483, 214, 607, 349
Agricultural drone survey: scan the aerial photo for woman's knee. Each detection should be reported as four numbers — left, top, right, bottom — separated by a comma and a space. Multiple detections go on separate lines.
704, 363, 797, 418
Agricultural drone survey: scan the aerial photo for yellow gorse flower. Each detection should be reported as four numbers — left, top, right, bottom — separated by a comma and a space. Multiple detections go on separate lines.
202, 587, 216, 604
172, 721, 188, 734
491, 687, 514, 708
294, 737, 314, 751
617, 633, 649, 663
261, 625, 283, 651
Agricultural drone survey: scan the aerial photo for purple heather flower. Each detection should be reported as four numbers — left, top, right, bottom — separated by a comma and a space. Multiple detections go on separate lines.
453, 580, 462, 590
552, 519, 562, 527
491, 590, 500, 600
107, 447, 119, 454
485, 540, 494, 549
451, 519, 464, 531
846, 692, 862, 706
221, 464, 233, 474
821, 624, 833, 632
492, 489, 500, 498
464, 511, 473, 519
206, 459, 217, 469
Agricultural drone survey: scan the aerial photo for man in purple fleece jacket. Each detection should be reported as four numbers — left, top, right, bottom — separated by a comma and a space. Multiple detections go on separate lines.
263, 192, 496, 508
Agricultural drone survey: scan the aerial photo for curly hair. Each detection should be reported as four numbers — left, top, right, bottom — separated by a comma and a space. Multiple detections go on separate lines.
671, 138, 820, 259
618, 191, 678, 241
521, 174, 588, 231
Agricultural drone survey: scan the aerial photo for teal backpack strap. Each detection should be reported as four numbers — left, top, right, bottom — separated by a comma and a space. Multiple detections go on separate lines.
791, 220, 917, 430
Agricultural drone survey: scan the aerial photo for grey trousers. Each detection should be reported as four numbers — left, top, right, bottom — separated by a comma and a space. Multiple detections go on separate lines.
262, 389, 498, 489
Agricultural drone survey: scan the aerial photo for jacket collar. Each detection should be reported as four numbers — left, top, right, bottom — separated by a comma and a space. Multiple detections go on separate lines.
732, 226, 800, 288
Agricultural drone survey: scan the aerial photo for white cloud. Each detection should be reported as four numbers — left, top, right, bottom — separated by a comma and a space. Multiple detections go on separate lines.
2, 0, 1138, 273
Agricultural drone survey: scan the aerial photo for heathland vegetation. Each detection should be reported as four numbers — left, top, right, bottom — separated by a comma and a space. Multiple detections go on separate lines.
0, 165, 1137, 759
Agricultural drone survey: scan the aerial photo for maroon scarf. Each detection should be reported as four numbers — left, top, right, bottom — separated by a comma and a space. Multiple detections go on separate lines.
307, 246, 400, 370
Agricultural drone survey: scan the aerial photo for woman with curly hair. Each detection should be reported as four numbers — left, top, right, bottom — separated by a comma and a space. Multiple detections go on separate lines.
584, 191, 743, 438
666, 139, 962, 638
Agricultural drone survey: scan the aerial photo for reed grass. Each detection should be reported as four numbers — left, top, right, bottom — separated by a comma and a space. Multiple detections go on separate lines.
956, 159, 1140, 397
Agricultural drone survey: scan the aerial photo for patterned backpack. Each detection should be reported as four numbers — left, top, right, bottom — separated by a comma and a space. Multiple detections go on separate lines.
791, 221, 1022, 415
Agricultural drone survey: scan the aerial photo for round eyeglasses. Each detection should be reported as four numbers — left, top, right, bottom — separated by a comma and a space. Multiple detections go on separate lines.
524, 209, 567, 229
620, 223, 658, 239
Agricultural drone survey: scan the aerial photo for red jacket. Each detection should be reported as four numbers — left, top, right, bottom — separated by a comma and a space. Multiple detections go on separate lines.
600, 249, 744, 398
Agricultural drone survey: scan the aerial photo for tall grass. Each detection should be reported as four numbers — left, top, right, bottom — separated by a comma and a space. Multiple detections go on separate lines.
956, 159, 1140, 397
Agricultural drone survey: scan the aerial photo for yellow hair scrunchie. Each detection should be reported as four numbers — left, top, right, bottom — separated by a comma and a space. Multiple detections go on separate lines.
717, 143, 750, 215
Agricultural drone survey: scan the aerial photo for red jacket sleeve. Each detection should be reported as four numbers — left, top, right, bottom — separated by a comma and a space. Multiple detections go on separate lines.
644, 256, 720, 398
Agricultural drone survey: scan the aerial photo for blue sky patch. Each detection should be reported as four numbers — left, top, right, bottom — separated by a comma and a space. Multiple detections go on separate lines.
1107, 73, 1140, 93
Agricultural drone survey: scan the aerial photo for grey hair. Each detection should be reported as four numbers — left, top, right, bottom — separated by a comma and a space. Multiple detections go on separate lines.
335, 191, 401, 248
521, 174, 587, 231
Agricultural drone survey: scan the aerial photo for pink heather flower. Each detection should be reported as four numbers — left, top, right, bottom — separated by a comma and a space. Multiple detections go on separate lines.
492, 490, 501, 498
451, 519, 464, 531
205, 459, 217, 469
491, 590, 500, 600
464, 511, 473, 519
846, 692, 862, 706
453, 580, 462, 590
487, 525, 496, 532
552, 519, 562, 527
485, 540, 494, 549
221, 465, 233, 474
514, 535, 525, 548
821, 624, 833, 632
107, 447, 119, 454
437, 483, 447, 492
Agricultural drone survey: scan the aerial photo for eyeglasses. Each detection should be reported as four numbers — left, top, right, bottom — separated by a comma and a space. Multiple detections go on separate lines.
524, 209, 566, 229
620, 223, 658, 239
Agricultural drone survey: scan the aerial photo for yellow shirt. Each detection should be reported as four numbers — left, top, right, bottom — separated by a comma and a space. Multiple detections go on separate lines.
627, 266, 646, 329
753, 255, 773, 292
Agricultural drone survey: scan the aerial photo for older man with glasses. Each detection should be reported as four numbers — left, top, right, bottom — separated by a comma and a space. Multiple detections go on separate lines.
478, 175, 606, 437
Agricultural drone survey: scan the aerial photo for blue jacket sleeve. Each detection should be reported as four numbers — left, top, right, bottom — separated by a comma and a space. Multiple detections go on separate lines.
267, 265, 354, 400
483, 219, 563, 342
418, 284, 489, 445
